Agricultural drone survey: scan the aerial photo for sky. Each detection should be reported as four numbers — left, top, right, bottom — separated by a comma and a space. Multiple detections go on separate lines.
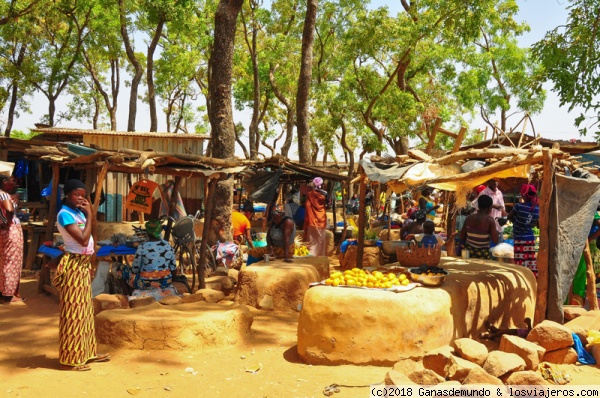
8, 0, 591, 145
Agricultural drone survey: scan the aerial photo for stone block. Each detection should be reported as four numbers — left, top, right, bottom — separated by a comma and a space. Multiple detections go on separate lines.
541, 347, 578, 364
483, 351, 525, 378
205, 275, 235, 295
527, 320, 574, 351
190, 289, 225, 303
502, 371, 549, 385
499, 334, 545, 370
93, 293, 128, 315
159, 295, 182, 305
408, 369, 445, 385
564, 306, 588, 321
129, 296, 155, 308
449, 355, 483, 383
96, 301, 253, 350
462, 367, 503, 386
453, 338, 488, 366
235, 258, 326, 311
385, 370, 416, 386
392, 357, 424, 375
423, 346, 456, 378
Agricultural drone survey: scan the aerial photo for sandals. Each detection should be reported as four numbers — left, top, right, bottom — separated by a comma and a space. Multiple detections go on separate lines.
60, 364, 91, 371
88, 354, 111, 363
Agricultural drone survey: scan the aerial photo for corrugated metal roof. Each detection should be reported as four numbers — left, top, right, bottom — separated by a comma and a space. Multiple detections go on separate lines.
31, 127, 211, 140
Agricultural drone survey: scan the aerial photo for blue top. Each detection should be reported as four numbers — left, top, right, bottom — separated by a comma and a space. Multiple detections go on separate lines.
512, 203, 539, 239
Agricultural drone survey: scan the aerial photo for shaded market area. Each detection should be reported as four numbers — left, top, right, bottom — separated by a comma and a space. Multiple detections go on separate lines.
1, 126, 600, 392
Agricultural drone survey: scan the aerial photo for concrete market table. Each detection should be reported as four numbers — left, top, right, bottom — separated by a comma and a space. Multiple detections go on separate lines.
297, 256, 536, 366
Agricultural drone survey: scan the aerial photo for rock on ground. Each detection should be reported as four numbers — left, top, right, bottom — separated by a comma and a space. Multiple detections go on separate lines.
453, 338, 488, 366
462, 367, 503, 385
499, 334, 545, 370
542, 347, 578, 364
483, 351, 526, 378
526, 320, 574, 351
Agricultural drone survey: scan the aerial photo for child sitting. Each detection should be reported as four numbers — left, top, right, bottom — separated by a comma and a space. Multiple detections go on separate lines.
414, 220, 445, 248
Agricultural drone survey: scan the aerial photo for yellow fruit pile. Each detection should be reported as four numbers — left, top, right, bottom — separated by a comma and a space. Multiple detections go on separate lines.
324, 268, 410, 288
294, 245, 310, 257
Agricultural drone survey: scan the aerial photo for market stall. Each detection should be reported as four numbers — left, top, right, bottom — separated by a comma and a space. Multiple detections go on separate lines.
1, 136, 249, 294
354, 143, 600, 326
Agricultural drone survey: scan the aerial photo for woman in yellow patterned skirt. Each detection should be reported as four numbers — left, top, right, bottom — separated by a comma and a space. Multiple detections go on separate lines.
53, 179, 110, 371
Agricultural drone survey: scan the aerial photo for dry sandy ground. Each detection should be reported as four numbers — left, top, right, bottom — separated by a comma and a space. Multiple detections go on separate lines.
2, 276, 600, 398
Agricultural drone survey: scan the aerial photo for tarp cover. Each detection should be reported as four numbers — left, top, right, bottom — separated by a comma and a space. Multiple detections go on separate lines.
242, 169, 283, 204
359, 159, 413, 184
547, 173, 600, 322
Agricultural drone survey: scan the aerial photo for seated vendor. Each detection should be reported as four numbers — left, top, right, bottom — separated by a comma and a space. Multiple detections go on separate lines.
119, 219, 179, 300
247, 210, 296, 264
232, 203, 254, 249
400, 210, 426, 240
459, 194, 499, 259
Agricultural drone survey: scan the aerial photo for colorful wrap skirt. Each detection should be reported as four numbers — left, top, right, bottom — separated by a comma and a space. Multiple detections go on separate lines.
52, 252, 98, 366
513, 237, 538, 277
0, 222, 23, 296
464, 243, 491, 260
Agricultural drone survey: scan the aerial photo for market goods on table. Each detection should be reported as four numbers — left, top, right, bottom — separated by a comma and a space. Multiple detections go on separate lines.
408, 265, 448, 286
324, 268, 410, 289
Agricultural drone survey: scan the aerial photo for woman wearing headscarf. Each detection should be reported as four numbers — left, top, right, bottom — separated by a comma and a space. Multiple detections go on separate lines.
508, 184, 540, 276
119, 219, 178, 300
0, 172, 24, 304
303, 177, 328, 256
53, 179, 110, 371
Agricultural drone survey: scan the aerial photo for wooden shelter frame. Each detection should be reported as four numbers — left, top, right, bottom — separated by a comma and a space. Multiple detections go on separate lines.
358, 144, 600, 324
1, 137, 250, 290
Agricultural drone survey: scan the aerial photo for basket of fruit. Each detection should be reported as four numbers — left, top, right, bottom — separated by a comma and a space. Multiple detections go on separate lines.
408, 265, 448, 287
396, 243, 442, 268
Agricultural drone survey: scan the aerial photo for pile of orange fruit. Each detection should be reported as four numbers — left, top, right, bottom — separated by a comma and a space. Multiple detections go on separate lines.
324, 268, 410, 288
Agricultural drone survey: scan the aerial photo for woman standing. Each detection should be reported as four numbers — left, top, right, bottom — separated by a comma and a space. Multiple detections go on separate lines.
303, 177, 328, 256
0, 173, 24, 304
508, 184, 540, 276
247, 210, 296, 263
53, 179, 110, 371
459, 195, 499, 259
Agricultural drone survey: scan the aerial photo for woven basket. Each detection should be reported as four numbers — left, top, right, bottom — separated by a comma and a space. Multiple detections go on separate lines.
396, 243, 442, 268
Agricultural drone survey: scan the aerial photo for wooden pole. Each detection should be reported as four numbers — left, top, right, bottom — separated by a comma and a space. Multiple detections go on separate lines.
425, 117, 443, 155
335, 182, 348, 255
534, 148, 554, 325
90, 162, 110, 267
584, 240, 600, 310
445, 193, 457, 257
197, 177, 217, 290
451, 126, 467, 153
356, 174, 367, 269
163, 176, 183, 242
44, 164, 61, 242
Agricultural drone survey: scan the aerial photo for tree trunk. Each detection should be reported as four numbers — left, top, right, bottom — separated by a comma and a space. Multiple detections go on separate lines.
48, 98, 56, 126
4, 83, 18, 136
295, 0, 318, 164
118, 0, 143, 132
208, 0, 244, 241
147, 18, 165, 132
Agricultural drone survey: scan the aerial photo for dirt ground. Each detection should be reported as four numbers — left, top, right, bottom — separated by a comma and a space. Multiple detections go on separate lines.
2, 274, 600, 398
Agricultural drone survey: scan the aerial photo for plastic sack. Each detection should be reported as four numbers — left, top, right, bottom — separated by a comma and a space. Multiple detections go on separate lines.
490, 242, 514, 258
587, 330, 600, 346
461, 160, 486, 173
